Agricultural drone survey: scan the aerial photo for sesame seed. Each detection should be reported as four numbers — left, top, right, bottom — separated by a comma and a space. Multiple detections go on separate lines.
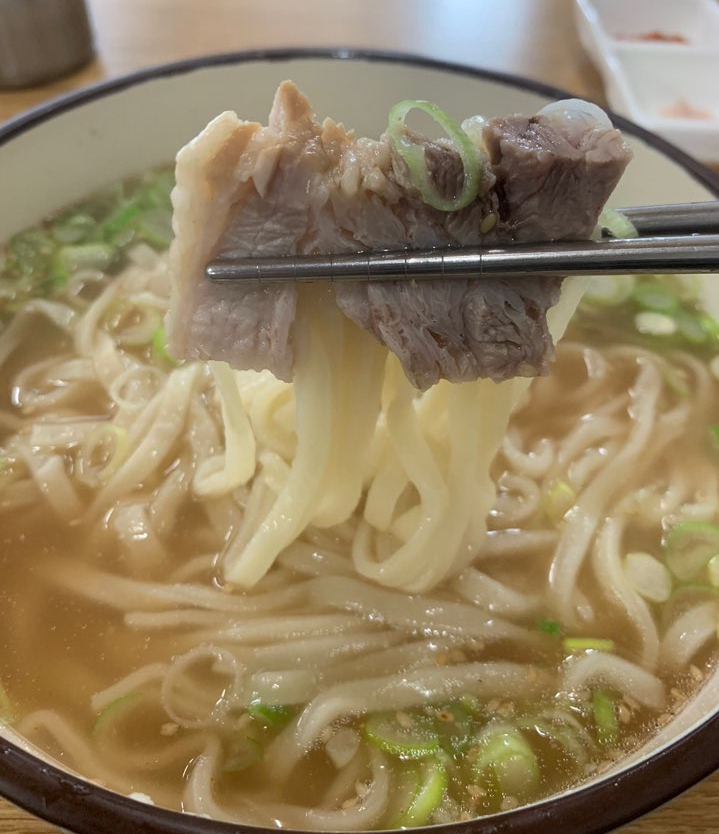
479, 212, 498, 234
690, 664, 705, 682
160, 722, 179, 737
670, 687, 687, 704
355, 781, 369, 799
341, 796, 359, 810
396, 711, 414, 729
622, 694, 640, 711
575, 689, 591, 703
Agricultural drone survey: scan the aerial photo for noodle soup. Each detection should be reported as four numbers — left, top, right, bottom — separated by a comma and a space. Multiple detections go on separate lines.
1, 167, 719, 829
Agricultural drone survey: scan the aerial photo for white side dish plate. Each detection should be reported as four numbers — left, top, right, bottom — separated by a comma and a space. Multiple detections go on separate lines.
574, 0, 719, 162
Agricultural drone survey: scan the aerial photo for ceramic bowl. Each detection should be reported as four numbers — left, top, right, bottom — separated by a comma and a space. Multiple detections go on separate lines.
1, 49, 719, 834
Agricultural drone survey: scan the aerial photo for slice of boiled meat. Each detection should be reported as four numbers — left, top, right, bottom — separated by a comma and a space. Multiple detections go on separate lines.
167, 82, 631, 389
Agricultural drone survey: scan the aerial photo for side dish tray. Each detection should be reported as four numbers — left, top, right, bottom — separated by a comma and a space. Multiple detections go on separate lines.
573, 0, 719, 163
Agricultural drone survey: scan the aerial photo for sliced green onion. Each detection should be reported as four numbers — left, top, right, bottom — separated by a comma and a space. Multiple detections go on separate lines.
598, 208, 638, 239
538, 618, 562, 636
93, 691, 143, 738
52, 212, 97, 244
708, 555, 719, 588
583, 275, 635, 307
632, 281, 678, 314
433, 701, 475, 756
51, 243, 117, 287
139, 169, 175, 209
152, 325, 179, 367
592, 690, 619, 746
247, 703, 295, 727
710, 424, 719, 452
9, 229, 55, 275
0, 681, 14, 724
473, 725, 540, 799
136, 208, 173, 248
518, 713, 589, 764
634, 311, 676, 336
100, 202, 142, 245
396, 759, 448, 828
563, 637, 615, 653
674, 307, 713, 345
387, 100, 480, 211
661, 365, 690, 399
661, 583, 719, 630
542, 479, 576, 525
223, 736, 263, 772
80, 424, 130, 483
364, 711, 440, 759
699, 313, 719, 341
623, 551, 672, 603
665, 520, 719, 582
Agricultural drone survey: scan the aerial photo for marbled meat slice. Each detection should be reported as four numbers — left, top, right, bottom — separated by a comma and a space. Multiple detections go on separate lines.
167, 81, 632, 388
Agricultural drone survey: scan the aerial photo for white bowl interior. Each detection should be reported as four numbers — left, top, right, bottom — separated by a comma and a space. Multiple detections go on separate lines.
1, 52, 718, 824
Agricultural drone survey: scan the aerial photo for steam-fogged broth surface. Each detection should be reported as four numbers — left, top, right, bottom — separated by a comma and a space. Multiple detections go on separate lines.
1, 168, 719, 829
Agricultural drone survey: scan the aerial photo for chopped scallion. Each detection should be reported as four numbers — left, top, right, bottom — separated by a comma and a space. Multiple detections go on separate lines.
223, 736, 263, 772
136, 208, 173, 248
664, 520, 719, 582
9, 230, 55, 275
100, 202, 142, 244
387, 100, 480, 212
634, 311, 676, 336
82, 424, 130, 482
583, 274, 635, 307
542, 479, 576, 525
433, 701, 474, 756
563, 637, 615, 653
623, 551, 672, 603
632, 281, 678, 314
52, 212, 96, 244
51, 243, 117, 287
247, 703, 295, 727
592, 690, 618, 745
93, 690, 143, 738
396, 760, 448, 827
674, 308, 708, 344
598, 208, 638, 240
152, 325, 179, 367
538, 618, 562, 636
364, 710, 440, 759
473, 725, 540, 799
707, 555, 719, 588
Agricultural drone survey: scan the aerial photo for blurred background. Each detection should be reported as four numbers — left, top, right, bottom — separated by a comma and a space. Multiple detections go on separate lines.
0, 0, 607, 121
1, 0, 716, 164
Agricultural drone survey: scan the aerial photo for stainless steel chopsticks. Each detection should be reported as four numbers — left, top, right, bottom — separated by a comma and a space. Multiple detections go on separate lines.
205, 201, 719, 285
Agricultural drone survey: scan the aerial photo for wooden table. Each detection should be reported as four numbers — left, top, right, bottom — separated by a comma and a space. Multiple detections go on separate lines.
1, 0, 718, 831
